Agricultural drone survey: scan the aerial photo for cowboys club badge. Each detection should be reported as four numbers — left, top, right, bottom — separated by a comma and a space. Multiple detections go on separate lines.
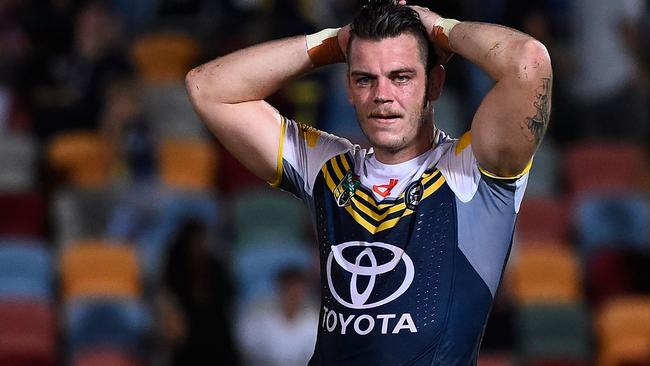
334, 170, 359, 207
404, 181, 423, 210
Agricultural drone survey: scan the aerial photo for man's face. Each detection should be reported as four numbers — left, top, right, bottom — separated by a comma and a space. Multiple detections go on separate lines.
347, 33, 437, 159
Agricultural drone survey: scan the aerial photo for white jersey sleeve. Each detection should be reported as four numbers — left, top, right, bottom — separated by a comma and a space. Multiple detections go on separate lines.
437, 131, 531, 213
269, 117, 354, 200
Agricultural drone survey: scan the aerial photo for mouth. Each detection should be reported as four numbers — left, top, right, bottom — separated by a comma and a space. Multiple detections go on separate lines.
368, 113, 402, 123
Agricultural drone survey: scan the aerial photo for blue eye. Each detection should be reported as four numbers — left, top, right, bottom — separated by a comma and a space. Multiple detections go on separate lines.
356, 77, 372, 86
394, 75, 410, 83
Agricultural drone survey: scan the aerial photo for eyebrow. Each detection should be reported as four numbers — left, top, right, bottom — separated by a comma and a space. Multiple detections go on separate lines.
350, 68, 417, 77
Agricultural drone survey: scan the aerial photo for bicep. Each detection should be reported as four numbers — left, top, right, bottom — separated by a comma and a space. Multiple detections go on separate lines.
195, 100, 282, 183
471, 59, 552, 177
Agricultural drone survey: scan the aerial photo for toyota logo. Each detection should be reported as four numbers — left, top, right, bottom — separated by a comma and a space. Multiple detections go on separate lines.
327, 241, 414, 309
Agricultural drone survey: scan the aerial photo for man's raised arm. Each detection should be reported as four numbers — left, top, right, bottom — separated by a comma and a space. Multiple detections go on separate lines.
415, 7, 553, 177
185, 29, 346, 182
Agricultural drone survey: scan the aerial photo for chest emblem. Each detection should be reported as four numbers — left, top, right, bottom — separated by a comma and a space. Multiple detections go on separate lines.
404, 181, 424, 210
334, 170, 360, 207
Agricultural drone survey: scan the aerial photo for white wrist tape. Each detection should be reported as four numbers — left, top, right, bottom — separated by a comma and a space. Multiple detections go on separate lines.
305, 28, 345, 66
434, 18, 460, 38
306, 28, 340, 50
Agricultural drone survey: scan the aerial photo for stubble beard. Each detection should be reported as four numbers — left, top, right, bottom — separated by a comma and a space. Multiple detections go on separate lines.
356, 102, 432, 154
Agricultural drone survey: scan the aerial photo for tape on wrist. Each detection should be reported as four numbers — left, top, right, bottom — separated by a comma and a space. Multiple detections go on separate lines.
433, 18, 460, 52
306, 28, 345, 67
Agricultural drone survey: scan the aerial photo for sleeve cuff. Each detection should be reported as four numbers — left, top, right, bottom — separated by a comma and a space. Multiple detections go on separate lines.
268, 117, 286, 187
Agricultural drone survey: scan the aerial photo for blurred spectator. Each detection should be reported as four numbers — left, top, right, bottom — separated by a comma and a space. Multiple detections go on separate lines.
568, 0, 648, 142
100, 77, 155, 183
21, 0, 132, 142
236, 266, 318, 366
0, 0, 35, 133
159, 219, 240, 366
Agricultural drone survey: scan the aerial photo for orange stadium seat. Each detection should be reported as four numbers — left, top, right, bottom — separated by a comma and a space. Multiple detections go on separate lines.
596, 296, 650, 366
0, 302, 56, 365
131, 32, 199, 84
511, 245, 582, 305
158, 139, 218, 191
60, 241, 141, 301
47, 131, 113, 188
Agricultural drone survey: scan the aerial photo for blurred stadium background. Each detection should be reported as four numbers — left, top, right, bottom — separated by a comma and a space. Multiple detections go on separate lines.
0, 0, 649, 365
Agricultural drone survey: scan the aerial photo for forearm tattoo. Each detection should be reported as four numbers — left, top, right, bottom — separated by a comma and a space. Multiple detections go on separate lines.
526, 77, 552, 145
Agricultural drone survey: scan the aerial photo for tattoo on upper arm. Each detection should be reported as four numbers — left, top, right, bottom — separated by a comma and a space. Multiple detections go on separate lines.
526, 77, 552, 145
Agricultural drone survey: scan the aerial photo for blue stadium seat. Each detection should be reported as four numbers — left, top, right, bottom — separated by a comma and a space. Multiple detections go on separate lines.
0, 240, 52, 301
574, 192, 649, 255
231, 241, 313, 307
64, 299, 152, 355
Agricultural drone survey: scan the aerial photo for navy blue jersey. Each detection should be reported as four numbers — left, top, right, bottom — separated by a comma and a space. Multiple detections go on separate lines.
270, 118, 530, 365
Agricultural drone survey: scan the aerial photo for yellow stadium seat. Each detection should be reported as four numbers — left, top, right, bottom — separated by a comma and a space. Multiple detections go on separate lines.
131, 32, 199, 84
158, 139, 218, 191
60, 241, 141, 301
596, 296, 650, 366
48, 131, 112, 188
511, 245, 582, 305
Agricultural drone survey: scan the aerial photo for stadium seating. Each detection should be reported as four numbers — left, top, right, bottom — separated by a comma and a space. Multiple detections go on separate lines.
60, 241, 141, 301
141, 83, 207, 139
135, 191, 220, 285
231, 240, 313, 307
0, 301, 56, 365
73, 349, 141, 366
130, 32, 199, 84
564, 142, 647, 199
515, 197, 569, 246
516, 303, 592, 362
64, 299, 151, 357
47, 131, 113, 188
158, 138, 218, 191
511, 244, 582, 305
573, 192, 649, 255
596, 296, 650, 366
0, 240, 52, 301
0, 191, 48, 238
231, 187, 309, 246
51, 188, 116, 246
0, 133, 37, 192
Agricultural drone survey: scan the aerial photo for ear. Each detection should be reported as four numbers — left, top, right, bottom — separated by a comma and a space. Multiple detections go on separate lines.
427, 65, 446, 102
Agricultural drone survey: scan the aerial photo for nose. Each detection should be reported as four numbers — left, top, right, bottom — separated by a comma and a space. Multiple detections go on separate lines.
373, 77, 393, 104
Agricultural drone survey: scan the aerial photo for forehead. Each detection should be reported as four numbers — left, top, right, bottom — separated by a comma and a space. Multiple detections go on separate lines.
348, 33, 425, 73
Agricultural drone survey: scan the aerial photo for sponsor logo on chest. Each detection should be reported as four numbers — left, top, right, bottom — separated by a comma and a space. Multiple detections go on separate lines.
323, 241, 418, 335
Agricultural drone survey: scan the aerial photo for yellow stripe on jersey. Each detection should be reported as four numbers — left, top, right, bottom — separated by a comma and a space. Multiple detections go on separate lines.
322, 163, 377, 233
330, 154, 345, 180
269, 117, 286, 187
478, 159, 533, 180
321, 154, 447, 234
455, 130, 472, 155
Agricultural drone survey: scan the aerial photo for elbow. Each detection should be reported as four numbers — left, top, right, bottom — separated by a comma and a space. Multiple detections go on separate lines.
185, 67, 203, 102
512, 39, 552, 82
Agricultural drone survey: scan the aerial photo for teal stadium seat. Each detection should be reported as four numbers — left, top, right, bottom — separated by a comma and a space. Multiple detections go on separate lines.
516, 303, 592, 363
